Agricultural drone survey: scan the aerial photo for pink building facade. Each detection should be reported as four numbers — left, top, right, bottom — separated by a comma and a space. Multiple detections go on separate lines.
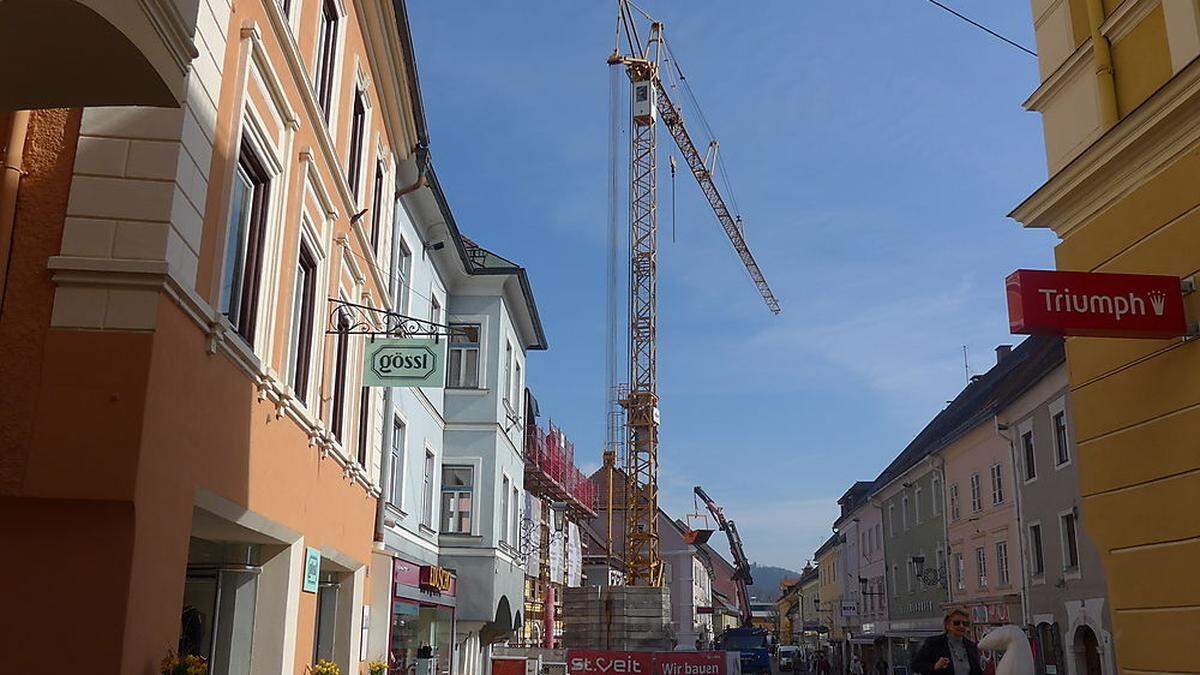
941, 419, 1024, 642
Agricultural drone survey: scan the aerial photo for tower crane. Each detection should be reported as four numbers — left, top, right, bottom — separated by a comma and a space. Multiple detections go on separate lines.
608, 1, 781, 589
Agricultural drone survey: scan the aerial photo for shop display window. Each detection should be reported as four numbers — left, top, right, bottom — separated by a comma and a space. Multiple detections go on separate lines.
389, 601, 454, 675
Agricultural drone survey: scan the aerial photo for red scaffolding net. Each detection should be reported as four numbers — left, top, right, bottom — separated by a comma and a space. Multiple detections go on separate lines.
524, 421, 596, 516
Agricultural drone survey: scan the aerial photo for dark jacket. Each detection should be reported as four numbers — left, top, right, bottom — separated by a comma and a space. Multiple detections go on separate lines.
910, 634, 983, 675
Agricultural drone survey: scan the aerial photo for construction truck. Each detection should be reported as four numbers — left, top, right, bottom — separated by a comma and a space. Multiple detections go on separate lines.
685, 486, 772, 674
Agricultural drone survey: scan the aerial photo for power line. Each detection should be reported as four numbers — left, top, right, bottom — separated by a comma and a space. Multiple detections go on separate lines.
925, 0, 1037, 57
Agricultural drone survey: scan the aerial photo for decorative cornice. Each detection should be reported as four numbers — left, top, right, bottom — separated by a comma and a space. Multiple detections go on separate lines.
1100, 0, 1160, 44
242, 22, 301, 131
1024, 41, 1094, 112
1011, 55, 1200, 238
139, 0, 200, 74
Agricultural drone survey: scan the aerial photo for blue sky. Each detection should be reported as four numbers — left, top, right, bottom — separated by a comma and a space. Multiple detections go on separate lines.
406, 2, 1058, 570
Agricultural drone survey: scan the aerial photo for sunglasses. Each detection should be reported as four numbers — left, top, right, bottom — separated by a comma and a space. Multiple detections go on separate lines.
951, 620, 971, 627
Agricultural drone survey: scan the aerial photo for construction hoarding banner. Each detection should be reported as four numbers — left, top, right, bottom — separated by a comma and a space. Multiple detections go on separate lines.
567, 652, 725, 675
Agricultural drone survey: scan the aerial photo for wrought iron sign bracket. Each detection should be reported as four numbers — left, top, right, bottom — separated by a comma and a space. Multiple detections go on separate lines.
326, 298, 459, 340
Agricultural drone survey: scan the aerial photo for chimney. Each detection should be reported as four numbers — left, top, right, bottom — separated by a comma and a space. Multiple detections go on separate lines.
995, 345, 1013, 363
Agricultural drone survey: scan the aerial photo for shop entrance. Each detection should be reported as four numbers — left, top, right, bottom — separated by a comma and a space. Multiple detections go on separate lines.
178, 539, 262, 675
1073, 626, 1102, 675
390, 601, 455, 675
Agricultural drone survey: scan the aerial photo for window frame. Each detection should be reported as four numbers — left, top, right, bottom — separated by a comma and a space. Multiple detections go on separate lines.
996, 540, 1010, 587
395, 235, 412, 315
954, 552, 965, 591
220, 139, 272, 345
1051, 397, 1071, 469
313, 0, 342, 122
356, 385, 371, 467
446, 322, 482, 389
931, 476, 942, 516
901, 496, 910, 531
975, 546, 988, 588
287, 235, 320, 405
949, 483, 960, 521
1060, 510, 1081, 575
440, 464, 476, 535
421, 449, 436, 530
1020, 422, 1037, 483
347, 87, 368, 203
500, 474, 512, 545
370, 158, 386, 254
1028, 522, 1045, 580
389, 415, 406, 508
330, 305, 352, 444
914, 487, 923, 524
990, 462, 1005, 505
969, 473, 982, 513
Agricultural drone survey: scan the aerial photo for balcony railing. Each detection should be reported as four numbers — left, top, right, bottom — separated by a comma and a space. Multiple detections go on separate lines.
524, 422, 595, 515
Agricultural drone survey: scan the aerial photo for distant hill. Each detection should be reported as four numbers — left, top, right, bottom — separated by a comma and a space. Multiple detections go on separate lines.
745, 563, 801, 602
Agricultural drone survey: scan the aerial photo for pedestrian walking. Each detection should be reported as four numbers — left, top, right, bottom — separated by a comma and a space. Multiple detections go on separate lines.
910, 609, 984, 675
850, 656, 864, 675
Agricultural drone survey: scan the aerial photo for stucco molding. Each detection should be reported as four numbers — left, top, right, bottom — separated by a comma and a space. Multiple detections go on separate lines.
1024, 40, 1095, 113
1099, 0, 1161, 44
138, 0, 201, 73
1011, 55, 1200, 238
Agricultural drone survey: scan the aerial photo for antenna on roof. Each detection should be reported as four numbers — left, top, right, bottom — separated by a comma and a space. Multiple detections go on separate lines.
962, 345, 971, 383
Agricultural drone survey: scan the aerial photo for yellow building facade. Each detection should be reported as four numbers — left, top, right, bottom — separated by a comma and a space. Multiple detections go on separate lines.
1013, 1, 1200, 670
815, 535, 842, 657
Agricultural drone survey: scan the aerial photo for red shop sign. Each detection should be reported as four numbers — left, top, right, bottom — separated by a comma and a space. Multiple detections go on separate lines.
1006, 269, 1188, 339
568, 651, 652, 675
653, 652, 725, 675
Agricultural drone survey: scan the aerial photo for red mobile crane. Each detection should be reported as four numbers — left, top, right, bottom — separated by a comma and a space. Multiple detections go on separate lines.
686, 486, 772, 673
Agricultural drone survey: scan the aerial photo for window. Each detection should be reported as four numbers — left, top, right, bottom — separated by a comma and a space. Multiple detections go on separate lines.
1029, 524, 1045, 576
510, 484, 520, 546
389, 418, 405, 506
370, 160, 385, 253
429, 295, 441, 326
901, 496, 909, 530
287, 241, 318, 403
347, 89, 366, 200
513, 360, 522, 408
969, 473, 982, 512
422, 451, 435, 528
949, 484, 960, 521
1022, 430, 1037, 481
500, 475, 511, 544
932, 476, 942, 515
314, 0, 338, 119
874, 524, 881, 550
503, 341, 514, 405
395, 237, 412, 314
905, 559, 913, 593
356, 386, 370, 465
996, 541, 1010, 586
888, 505, 896, 536
440, 466, 473, 534
1061, 513, 1080, 570
278, 0, 291, 17
447, 323, 480, 388
220, 141, 270, 343
330, 309, 351, 443
891, 565, 898, 595
990, 463, 1004, 505
1053, 411, 1070, 465
914, 488, 922, 524
954, 553, 965, 591
976, 547, 988, 588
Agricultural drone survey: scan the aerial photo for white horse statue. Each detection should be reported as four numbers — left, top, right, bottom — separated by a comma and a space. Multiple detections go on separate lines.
978, 625, 1036, 675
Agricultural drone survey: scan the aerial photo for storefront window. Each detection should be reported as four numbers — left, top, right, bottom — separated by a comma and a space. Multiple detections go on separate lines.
390, 601, 454, 675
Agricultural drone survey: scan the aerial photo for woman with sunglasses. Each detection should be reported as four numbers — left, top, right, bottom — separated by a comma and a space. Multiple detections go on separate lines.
910, 610, 983, 675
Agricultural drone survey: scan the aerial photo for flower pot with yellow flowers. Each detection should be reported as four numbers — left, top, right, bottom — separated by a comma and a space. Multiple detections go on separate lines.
368, 661, 388, 675
160, 650, 208, 675
309, 659, 342, 675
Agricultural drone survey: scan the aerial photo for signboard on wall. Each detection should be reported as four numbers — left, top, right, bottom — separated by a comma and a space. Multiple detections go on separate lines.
1006, 269, 1189, 339
303, 547, 321, 593
363, 338, 446, 387
566, 651, 726, 675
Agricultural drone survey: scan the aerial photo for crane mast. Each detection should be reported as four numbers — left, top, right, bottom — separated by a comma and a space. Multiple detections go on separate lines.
611, 2, 780, 589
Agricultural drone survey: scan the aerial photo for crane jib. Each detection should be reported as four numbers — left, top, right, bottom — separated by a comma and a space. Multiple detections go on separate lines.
655, 81, 782, 315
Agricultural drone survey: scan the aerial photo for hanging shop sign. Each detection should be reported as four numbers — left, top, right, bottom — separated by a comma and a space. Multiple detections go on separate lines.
1006, 269, 1189, 339
303, 547, 322, 593
840, 601, 858, 617
363, 338, 446, 387
419, 565, 455, 594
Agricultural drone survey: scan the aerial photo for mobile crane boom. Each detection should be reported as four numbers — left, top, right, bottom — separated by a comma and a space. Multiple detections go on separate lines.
693, 485, 754, 627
